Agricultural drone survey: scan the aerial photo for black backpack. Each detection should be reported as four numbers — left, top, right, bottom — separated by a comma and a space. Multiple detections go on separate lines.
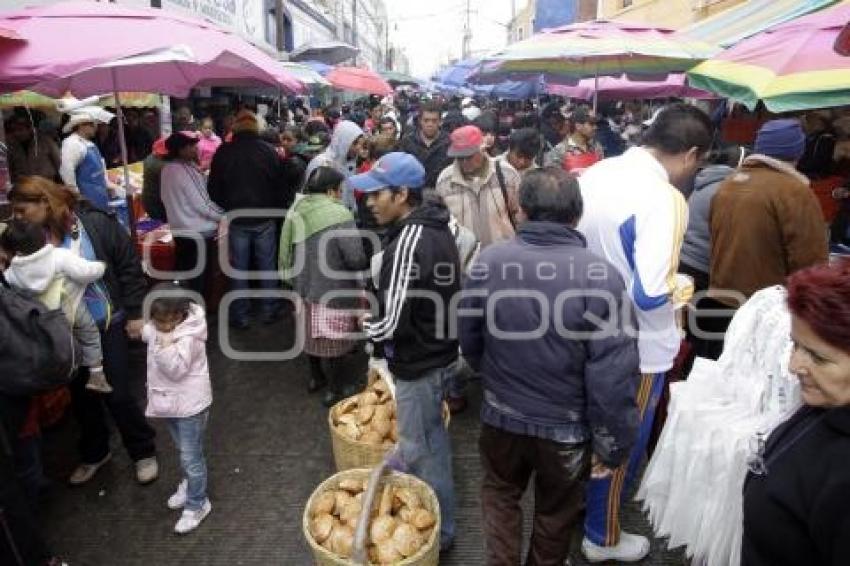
0, 284, 76, 396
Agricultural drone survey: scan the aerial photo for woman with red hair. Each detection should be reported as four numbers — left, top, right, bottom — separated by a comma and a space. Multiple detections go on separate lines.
742, 260, 850, 566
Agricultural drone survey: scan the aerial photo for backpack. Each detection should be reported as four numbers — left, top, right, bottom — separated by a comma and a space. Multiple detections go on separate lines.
0, 283, 76, 396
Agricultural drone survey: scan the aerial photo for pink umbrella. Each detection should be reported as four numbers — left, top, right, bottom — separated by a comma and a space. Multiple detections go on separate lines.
547, 73, 715, 100
0, 1, 303, 97
326, 66, 393, 96
0, 1, 304, 207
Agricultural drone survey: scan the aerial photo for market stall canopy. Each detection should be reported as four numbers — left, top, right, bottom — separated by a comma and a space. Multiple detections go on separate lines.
688, 2, 850, 112
325, 66, 392, 96
680, 0, 840, 48
380, 70, 423, 88
0, 90, 161, 109
289, 40, 359, 66
473, 21, 719, 83
0, 1, 304, 97
546, 73, 715, 101
279, 62, 331, 87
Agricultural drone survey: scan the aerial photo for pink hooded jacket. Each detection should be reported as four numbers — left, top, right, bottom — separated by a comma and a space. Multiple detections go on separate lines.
142, 303, 212, 418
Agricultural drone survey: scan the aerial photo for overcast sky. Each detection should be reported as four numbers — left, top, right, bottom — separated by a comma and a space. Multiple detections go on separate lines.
385, 0, 516, 79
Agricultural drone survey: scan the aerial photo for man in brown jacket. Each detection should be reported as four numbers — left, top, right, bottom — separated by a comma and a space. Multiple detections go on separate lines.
710, 119, 828, 309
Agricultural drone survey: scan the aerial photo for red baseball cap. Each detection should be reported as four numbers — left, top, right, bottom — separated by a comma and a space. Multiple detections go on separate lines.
447, 125, 484, 158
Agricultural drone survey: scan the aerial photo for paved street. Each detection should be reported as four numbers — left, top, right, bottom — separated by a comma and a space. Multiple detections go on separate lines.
40, 311, 687, 565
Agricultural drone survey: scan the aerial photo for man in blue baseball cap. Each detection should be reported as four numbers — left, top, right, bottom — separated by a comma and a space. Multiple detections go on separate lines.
350, 152, 460, 552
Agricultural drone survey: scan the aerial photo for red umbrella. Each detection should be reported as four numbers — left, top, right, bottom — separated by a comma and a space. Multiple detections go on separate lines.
326, 66, 392, 96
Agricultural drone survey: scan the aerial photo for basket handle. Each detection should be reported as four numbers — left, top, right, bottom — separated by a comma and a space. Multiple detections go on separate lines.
351, 458, 392, 564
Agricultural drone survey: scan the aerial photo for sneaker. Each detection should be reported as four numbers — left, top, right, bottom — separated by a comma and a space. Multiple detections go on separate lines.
69, 452, 112, 485
135, 457, 159, 485
174, 499, 212, 534
167, 479, 188, 510
581, 532, 651, 563
85, 371, 113, 394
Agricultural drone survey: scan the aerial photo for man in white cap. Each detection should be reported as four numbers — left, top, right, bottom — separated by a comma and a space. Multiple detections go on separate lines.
60, 108, 122, 210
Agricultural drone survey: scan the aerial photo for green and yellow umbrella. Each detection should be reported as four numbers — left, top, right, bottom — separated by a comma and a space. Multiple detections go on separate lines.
688, 2, 850, 112
474, 20, 719, 83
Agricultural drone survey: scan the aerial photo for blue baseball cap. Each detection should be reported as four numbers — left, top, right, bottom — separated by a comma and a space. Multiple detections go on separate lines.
347, 152, 425, 193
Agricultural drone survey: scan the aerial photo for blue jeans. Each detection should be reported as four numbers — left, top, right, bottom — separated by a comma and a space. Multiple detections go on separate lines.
395, 365, 456, 549
165, 409, 209, 511
228, 220, 280, 323
446, 354, 473, 399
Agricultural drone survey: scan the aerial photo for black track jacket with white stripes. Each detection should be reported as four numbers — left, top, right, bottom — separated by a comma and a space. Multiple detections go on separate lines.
364, 198, 461, 380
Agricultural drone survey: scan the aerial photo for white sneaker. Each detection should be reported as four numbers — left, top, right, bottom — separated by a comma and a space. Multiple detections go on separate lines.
581, 532, 651, 563
167, 480, 188, 510
135, 457, 159, 485
174, 499, 212, 534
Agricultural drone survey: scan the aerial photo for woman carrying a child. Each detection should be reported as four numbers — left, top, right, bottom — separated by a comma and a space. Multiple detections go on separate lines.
8, 176, 158, 487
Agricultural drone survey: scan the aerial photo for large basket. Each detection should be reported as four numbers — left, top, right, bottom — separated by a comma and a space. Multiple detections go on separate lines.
303, 468, 440, 566
328, 400, 392, 472
328, 398, 451, 472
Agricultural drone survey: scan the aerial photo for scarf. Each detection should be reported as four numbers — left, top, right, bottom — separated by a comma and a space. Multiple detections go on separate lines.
278, 194, 353, 281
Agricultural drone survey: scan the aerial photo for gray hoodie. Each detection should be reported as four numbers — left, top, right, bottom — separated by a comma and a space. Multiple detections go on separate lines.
680, 165, 734, 274
303, 120, 364, 211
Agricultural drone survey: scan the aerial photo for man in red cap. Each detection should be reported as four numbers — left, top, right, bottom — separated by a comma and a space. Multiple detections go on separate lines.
435, 124, 521, 248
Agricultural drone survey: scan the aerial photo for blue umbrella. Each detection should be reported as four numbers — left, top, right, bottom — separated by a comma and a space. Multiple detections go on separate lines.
436, 58, 481, 87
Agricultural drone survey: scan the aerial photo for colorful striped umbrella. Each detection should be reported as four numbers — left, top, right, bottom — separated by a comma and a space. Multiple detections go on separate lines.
688, 2, 850, 112
474, 20, 719, 83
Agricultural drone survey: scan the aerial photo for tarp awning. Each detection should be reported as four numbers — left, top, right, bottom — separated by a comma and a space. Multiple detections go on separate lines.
680, 0, 840, 47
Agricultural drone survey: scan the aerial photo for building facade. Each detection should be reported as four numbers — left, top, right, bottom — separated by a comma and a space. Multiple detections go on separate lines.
597, 0, 747, 29
507, 0, 598, 45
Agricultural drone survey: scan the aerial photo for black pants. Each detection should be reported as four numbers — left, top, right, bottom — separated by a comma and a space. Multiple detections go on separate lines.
0, 395, 50, 566
308, 355, 354, 395
679, 262, 734, 362
480, 424, 590, 566
71, 320, 156, 464
173, 235, 215, 300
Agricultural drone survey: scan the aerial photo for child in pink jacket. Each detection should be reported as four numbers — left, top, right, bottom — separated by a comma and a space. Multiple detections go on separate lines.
142, 284, 212, 534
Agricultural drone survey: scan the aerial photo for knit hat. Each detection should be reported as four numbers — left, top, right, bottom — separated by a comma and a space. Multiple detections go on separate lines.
231, 109, 259, 134
754, 119, 806, 161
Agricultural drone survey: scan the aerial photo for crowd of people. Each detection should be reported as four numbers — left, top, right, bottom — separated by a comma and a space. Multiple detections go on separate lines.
1, 89, 849, 566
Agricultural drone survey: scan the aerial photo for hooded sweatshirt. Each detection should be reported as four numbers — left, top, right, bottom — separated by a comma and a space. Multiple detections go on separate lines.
680, 165, 734, 275
364, 197, 461, 380
303, 120, 364, 210
142, 303, 212, 419
4, 244, 105, 309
